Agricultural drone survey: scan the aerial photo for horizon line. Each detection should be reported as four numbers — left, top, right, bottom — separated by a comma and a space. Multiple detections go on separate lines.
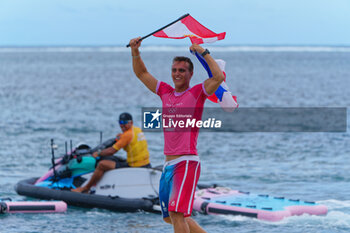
1, 45, 350, 53
1, 44, 350, 48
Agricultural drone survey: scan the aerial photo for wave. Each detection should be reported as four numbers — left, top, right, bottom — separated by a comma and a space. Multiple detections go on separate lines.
1, 46, 350, 53
220, 210, 350, 229
319, 199, 350, 209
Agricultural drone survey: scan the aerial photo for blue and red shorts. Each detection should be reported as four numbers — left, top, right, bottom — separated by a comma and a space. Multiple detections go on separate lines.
159, 156, 201, 218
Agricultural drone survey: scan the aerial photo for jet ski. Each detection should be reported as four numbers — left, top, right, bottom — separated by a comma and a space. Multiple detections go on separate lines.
15, 138, 162, 213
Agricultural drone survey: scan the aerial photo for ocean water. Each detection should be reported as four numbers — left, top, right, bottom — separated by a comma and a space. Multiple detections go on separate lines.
0, 46, 350, 232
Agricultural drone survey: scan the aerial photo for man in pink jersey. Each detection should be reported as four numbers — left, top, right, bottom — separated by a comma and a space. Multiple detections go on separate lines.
129, 37, 224, 233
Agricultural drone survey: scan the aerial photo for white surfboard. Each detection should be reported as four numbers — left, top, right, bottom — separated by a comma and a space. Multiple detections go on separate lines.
92, 168, 161, 199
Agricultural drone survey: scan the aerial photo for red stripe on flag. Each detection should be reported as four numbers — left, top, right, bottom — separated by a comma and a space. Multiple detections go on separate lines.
181, 15, 218, 37
190, 38, 204, 44
217, 32, 226, 40
208, 94, 219, 103
153, 30, 169, 38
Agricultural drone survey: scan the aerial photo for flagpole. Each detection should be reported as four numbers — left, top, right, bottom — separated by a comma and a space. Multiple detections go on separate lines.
126, 13, 189, 47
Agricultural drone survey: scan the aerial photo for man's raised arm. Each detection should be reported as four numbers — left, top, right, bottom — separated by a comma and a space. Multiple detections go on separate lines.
129, 37, 158, 94
190, 44, 225, 96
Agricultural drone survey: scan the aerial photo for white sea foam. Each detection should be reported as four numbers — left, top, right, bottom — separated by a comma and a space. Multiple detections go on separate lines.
0, 46, 128, 53
222, 211, 350, 228
311, 211, 350, 229
209, 46, 350, 52
221, 214, 252, 222
319, 199, 350, 209
1, 46, 350, 53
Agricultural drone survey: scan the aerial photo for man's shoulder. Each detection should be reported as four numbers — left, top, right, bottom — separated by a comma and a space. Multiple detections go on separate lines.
189, 82, 205, 93
159, 81, 174, 90
188, 82, 209, 99
157, 81, 174, 96
121, 127, 134, 137
190, 83, 203, 89
132, 126, 142, 132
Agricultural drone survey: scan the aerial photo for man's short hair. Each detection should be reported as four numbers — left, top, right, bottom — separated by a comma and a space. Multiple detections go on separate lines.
172, 56, 193, 73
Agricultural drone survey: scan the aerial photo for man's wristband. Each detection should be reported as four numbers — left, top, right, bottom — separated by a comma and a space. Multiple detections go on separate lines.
201, 49, 210, 57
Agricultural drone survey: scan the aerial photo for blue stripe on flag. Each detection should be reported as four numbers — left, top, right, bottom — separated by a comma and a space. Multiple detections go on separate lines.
215, 86, 225, 101
193, 51, 212, 77
191, 50, 226, 101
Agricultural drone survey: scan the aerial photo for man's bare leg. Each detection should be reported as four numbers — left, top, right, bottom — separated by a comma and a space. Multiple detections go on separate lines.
186, 217, 207, 233
169, 212, 190, 233
72, 160, 115, 193
167, 212, 206, 233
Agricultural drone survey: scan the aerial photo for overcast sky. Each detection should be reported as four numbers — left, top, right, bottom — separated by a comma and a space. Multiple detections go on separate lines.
1, 0, 349, 46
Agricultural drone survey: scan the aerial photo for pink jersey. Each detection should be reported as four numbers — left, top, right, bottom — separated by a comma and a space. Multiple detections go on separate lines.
156, 81, 209, 155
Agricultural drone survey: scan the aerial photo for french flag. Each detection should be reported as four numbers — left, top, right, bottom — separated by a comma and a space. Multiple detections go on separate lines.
153, 14, 226, 44
192, 51, 238, 112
